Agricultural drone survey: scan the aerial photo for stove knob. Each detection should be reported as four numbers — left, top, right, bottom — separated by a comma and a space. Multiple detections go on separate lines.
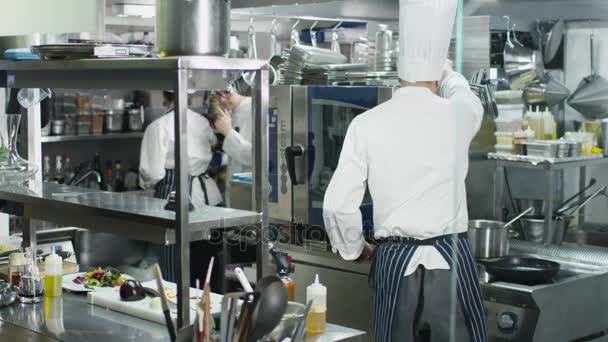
498, 313, 516, 330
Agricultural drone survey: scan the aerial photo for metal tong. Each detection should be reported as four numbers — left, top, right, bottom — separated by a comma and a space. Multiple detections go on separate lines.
556, 185, 607, 217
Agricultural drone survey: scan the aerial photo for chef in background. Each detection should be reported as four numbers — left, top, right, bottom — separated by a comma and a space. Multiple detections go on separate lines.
139, 90, 223, 283
322, 0, 486, 341
214, 86, 253, 174
139, 90, 223, 206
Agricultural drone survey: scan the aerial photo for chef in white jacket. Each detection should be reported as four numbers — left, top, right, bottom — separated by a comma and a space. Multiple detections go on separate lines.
322, 1, 486, 341
139, 91, 223, 206
139, 91, 224, 283
214, 87, 253, 175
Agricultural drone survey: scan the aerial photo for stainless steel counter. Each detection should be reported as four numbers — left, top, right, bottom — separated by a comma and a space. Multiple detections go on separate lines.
0, 293, 169, 342
481, 245, 608, 341
0, 292, 364, 342
0, 182, 261, 244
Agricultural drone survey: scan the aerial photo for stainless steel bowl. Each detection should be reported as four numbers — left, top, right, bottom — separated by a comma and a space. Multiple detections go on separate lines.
0, 281, 18, 307
520, 216, 546, 243
521, 215, 570, 244
268, 302, 306, 341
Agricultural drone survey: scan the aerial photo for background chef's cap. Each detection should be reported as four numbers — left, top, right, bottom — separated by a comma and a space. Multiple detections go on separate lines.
398, 0, 458, 82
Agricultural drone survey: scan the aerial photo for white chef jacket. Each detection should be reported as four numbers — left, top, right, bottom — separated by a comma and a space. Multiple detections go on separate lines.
223, 97, 253, 174
323, 71, 483, 275
139, 109, 223, 206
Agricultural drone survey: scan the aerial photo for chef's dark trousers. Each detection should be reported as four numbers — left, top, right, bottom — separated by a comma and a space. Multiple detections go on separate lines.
370, 235, 487, 342
390, 267, 471, 341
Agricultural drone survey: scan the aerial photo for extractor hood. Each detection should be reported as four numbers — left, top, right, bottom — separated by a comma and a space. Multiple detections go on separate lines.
0, 0, 101, 37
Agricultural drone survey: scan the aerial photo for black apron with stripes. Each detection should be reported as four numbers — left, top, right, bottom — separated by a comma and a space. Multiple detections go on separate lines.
155, 169, 210, 281
370, 234, 487, 342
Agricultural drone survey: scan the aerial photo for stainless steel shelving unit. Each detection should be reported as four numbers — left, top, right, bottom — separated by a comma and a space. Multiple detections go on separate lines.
0, 56, 270, 341
41, 132, 144, 143
493, 157, 608, 243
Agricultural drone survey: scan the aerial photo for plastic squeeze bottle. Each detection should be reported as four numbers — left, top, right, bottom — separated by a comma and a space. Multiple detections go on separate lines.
306, 274, 327, 335
44, 247, 63, 298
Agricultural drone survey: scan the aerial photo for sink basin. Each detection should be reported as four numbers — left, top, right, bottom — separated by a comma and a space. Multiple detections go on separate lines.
49, 185, 92, 198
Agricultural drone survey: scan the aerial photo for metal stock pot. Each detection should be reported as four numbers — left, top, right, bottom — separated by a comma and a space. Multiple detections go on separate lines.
156, 0, 231, 56
468, 220, 509, 258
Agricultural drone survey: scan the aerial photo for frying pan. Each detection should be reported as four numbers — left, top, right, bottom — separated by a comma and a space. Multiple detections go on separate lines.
248, 276, 288, 342
479, 256, 560, 285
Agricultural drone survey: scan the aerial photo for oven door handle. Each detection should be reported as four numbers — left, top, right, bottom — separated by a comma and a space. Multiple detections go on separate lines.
285, 144, 305, 186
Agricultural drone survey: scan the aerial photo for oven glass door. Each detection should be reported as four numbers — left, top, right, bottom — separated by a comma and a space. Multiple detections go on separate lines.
306, 87, 380, 231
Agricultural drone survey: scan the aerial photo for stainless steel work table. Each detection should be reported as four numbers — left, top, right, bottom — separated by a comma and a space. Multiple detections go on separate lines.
0, 56, 271, 339
492, 156, 608, 243
0, 292, 365, 342
0, 181, 261, 244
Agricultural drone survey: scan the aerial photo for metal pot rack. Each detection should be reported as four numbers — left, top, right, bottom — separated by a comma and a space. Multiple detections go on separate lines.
0, 56, 270, 341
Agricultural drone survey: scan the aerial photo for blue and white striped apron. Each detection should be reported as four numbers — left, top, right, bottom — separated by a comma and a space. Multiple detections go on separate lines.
370, 233, 487, 342
155, 169, 207, 281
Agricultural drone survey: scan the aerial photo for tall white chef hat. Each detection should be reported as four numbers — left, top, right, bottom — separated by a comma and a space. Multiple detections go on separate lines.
398, 0, 458, 82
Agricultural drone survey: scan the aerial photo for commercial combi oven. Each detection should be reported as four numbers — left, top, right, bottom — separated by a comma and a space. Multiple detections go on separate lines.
268, 85, 394, 229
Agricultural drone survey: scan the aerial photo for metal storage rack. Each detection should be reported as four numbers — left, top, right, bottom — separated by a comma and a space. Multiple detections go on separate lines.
493, 157, 608, 243
41, 132, 144, 143
0, 56, 270, 340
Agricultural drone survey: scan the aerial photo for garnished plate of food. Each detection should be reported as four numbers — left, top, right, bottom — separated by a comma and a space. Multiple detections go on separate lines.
62, 268, 131, 292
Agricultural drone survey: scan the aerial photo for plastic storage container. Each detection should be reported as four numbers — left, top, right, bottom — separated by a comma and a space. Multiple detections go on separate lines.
495, 132, 514, 146
524, 141, 558, 157
498, 104, 525, 120
565, 132, 596, 156
8, 253, 26, 287
495, 117, 524, 132
526, 112, 545, 140
495, 144, 514, 155
513, 129, 534, 154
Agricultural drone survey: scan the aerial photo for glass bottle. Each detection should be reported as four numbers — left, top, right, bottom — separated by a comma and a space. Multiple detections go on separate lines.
0, 114, 39, 183
113, 160, 124, 192
63, 153, 73, 183
280, 273, 295, 302
53, 155, 64, 184
42, 156, 52, 182
9, 252, 26, 287
18, 248, 43, 303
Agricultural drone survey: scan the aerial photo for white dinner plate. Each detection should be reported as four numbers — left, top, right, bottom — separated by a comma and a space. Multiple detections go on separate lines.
62, 272, 133, 292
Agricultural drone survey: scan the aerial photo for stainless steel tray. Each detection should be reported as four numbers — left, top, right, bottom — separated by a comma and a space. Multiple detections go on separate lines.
488, 152, 602, 165
31, 44, 152, 60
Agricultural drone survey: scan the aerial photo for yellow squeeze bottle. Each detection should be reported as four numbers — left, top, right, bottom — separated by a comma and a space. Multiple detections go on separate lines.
306, 274, 327, 335
44, 247, 62, 297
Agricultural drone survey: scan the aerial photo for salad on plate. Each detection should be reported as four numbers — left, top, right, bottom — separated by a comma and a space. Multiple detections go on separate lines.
73, 268, 127, 289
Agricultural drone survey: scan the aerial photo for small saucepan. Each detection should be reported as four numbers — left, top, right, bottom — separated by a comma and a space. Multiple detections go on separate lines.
468, 207, 535, 258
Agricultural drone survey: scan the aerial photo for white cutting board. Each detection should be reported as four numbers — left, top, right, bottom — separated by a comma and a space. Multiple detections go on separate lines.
87, 280, 223, 325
